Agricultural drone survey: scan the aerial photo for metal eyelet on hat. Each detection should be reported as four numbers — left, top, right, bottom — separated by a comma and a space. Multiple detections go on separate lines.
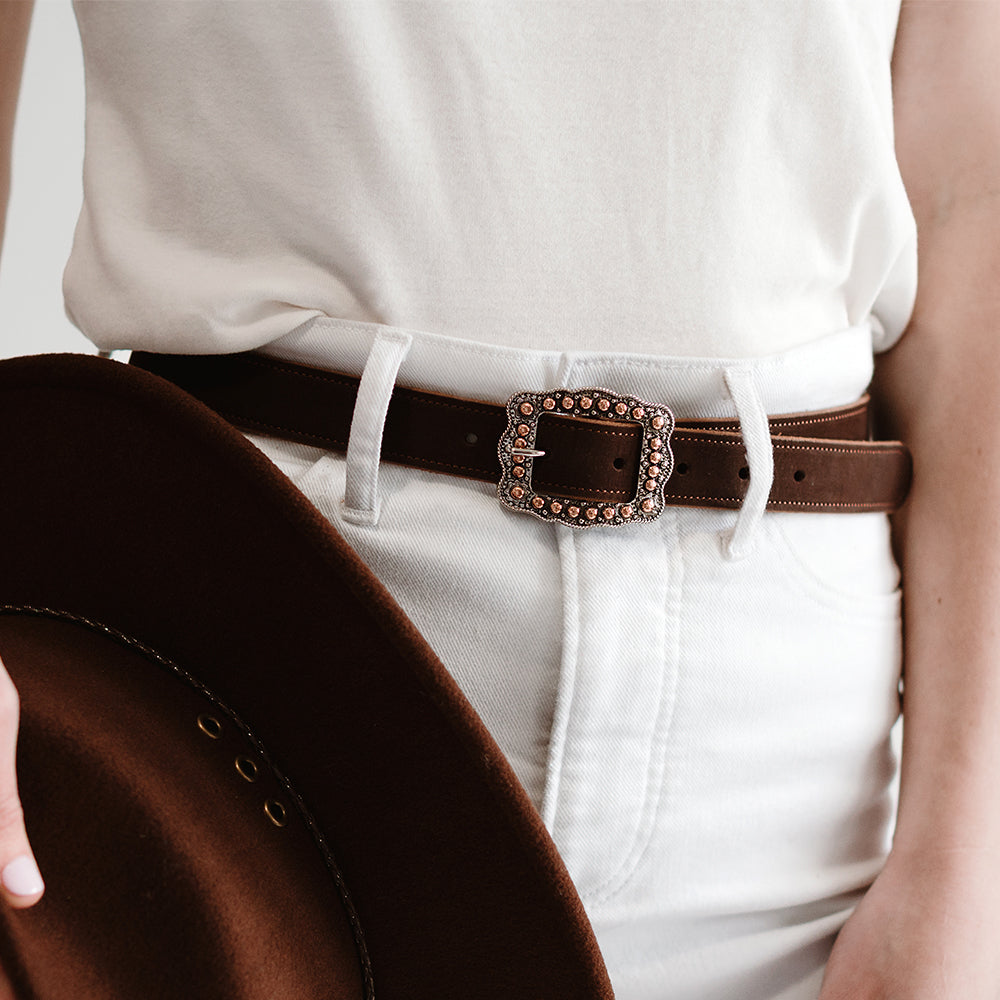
197, 714, 223, 739
235, 755, 258, 782
264, 799, 288, 827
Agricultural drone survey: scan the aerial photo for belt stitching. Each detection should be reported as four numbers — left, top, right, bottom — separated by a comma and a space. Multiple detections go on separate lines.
242, 356, 358, 390
384, 451, 496, 477
692, 403, 867, 433
223, 412, 347, 450
241, 357, 871, 439
672, 494, 890, 511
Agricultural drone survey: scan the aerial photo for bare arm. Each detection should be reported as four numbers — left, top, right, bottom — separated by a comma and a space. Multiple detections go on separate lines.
0, 0, 34, 263
0, 0, 44, 909
820, 2, 1000, 996
884, 0, 1000, 861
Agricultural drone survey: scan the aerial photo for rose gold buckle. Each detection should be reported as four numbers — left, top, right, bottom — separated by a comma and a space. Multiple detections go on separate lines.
497, 388, 675, 527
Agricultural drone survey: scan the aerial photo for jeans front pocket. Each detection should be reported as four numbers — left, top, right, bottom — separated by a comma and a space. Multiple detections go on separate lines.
766, 511, 902, 619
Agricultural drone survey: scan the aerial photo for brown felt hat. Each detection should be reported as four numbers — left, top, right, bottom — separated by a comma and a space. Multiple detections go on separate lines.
0, 353, 614, 999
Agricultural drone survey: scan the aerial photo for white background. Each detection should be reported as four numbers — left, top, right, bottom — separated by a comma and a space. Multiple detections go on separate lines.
0, 1, 88, 358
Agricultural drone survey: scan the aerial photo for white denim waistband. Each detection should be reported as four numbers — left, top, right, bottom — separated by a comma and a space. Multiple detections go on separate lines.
260, 315, 876, 420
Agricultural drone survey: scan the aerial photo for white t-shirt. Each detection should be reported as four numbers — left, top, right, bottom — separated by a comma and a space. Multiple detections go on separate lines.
65, 1, 916, 360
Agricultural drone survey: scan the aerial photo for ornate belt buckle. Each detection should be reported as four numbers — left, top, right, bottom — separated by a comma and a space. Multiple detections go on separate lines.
497, 387, 675, 527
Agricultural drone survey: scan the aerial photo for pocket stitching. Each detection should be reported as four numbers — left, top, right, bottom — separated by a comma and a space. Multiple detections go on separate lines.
766, 516, 901, 619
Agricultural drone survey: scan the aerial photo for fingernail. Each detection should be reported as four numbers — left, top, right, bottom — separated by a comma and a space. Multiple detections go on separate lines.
2, 855, 44, 897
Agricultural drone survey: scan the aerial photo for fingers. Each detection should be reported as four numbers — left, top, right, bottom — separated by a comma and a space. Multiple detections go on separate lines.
0, 660, 42, 908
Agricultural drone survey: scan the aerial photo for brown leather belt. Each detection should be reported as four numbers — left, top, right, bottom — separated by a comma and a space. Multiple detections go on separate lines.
130, 351, 912, 520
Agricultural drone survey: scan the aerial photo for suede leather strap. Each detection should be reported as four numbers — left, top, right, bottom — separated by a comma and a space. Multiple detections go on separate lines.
131, 351, 912, 513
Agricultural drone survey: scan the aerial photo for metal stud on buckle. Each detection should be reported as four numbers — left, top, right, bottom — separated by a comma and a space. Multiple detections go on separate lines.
497, 388, 675, 527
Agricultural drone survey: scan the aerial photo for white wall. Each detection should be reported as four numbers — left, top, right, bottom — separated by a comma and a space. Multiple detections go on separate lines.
0, 0, 88, 359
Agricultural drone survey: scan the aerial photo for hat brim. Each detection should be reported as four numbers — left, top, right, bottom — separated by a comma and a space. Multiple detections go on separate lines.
0, 353, 613, 1000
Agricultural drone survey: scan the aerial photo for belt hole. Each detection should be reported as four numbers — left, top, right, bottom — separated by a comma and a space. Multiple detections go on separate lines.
738, 466, 750, 480
676, 462, 689, 475
793, 469, 806, 482
613, 457, 625, 470
465, 432, 479, 446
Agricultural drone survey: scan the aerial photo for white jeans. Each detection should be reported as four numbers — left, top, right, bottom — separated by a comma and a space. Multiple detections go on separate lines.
249, 317, 903, 1000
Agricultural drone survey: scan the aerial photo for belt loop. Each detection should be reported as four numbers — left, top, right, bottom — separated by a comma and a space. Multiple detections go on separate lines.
722, 367, 774, 560
554, 351, 576, 387
341, 329, 413, 527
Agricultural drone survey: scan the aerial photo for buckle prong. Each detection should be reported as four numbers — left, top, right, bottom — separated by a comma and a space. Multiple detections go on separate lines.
497, 387, 675, 528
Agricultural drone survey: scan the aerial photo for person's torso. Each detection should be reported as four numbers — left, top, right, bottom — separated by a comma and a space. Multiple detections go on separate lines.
66, 0, 916, 359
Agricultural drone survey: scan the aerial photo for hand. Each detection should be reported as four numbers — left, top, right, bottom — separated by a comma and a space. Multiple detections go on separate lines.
818, 846, 1000, 1000
0, 658, 43, 908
